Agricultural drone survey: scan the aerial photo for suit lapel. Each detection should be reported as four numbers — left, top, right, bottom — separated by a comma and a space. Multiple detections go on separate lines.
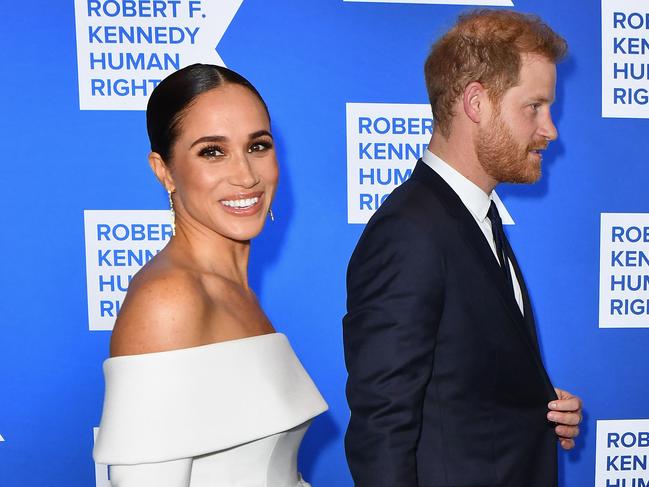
455, 213, 541, 359
504, 237, 557, 397
503, 236, 540, 352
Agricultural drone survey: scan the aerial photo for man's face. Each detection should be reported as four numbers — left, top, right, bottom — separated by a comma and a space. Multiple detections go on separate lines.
476, 53, 558, 184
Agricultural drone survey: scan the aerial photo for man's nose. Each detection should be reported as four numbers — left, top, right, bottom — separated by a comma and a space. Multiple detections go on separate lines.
539, 113, 558, 142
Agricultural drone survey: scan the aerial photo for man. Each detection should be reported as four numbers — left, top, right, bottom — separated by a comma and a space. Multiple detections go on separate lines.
343, 10, 582, 487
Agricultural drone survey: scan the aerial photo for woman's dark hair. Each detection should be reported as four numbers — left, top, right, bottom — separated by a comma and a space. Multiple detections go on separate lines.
146, 63, 270, 163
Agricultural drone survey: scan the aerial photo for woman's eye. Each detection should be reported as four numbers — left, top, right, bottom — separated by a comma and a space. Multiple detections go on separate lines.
248, 141, 272, 153
198, 145, 224, 158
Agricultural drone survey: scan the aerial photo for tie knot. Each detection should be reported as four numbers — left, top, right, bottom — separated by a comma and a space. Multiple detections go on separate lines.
488, 200, 502, 225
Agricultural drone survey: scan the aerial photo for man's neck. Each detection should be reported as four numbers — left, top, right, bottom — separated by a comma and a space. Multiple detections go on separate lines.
428, 132, 497, 194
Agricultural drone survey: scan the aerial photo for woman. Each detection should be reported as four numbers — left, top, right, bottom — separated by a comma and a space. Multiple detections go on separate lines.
93, 64, 328, 486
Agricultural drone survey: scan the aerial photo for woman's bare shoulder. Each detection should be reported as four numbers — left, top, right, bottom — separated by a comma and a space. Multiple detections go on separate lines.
109, 259, 209, 357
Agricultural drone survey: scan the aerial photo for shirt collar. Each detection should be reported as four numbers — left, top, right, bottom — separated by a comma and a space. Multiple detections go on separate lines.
422, 149, 492, 223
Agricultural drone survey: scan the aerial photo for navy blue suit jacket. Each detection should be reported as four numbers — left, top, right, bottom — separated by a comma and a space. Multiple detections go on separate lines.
343, 160, 558, 487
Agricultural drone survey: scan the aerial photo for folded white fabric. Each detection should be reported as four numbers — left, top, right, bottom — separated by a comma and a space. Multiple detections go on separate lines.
93, 333, 328, 465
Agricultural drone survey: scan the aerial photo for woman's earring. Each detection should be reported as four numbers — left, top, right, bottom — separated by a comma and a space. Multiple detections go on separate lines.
168, 190, 176, 236
268, 208, 275, 222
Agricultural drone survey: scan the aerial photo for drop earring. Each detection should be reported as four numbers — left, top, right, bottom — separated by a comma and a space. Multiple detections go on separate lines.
268, 208, 275, 222
168, 189, 176, 236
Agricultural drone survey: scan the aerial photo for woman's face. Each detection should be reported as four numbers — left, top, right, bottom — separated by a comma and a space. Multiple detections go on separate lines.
164, 84, 278, 242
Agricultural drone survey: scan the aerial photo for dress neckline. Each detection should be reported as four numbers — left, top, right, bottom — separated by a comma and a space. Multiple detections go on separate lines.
106, 332, 283, 363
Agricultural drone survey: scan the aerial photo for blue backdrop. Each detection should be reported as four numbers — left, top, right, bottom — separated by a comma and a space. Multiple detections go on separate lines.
1, 0, 648, 485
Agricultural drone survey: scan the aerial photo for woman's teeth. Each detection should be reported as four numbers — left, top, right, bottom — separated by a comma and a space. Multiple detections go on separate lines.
221, 197, 259, 209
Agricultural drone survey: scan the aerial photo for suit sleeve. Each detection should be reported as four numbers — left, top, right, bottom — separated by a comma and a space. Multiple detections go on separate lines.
109, 459, 193, 486
343, 213, 445, 487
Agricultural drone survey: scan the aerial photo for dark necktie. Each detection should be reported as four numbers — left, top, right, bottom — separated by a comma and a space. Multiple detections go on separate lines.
487, 200, 514, 292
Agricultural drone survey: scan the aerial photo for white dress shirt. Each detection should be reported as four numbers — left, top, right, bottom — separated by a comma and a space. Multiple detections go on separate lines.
422, 149, 524, 314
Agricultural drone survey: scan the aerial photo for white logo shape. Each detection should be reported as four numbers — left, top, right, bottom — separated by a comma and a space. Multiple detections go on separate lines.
601, 0, 649, 118
596, 419, 649, 486
344, 0, 513, 6
74, 0, 243, 110
84, 210, 173, 331
0, 433, 4, 442
599, 213, 649, 328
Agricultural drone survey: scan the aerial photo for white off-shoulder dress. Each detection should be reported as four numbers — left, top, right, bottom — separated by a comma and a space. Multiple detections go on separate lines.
93, 333, 328, 486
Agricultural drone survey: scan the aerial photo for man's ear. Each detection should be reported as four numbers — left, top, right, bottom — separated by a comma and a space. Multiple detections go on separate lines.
148, 152, 175, 192
462, 81, 488, 124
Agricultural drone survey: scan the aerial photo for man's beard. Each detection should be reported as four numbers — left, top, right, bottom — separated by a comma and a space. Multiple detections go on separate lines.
476, 111, 547, 184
